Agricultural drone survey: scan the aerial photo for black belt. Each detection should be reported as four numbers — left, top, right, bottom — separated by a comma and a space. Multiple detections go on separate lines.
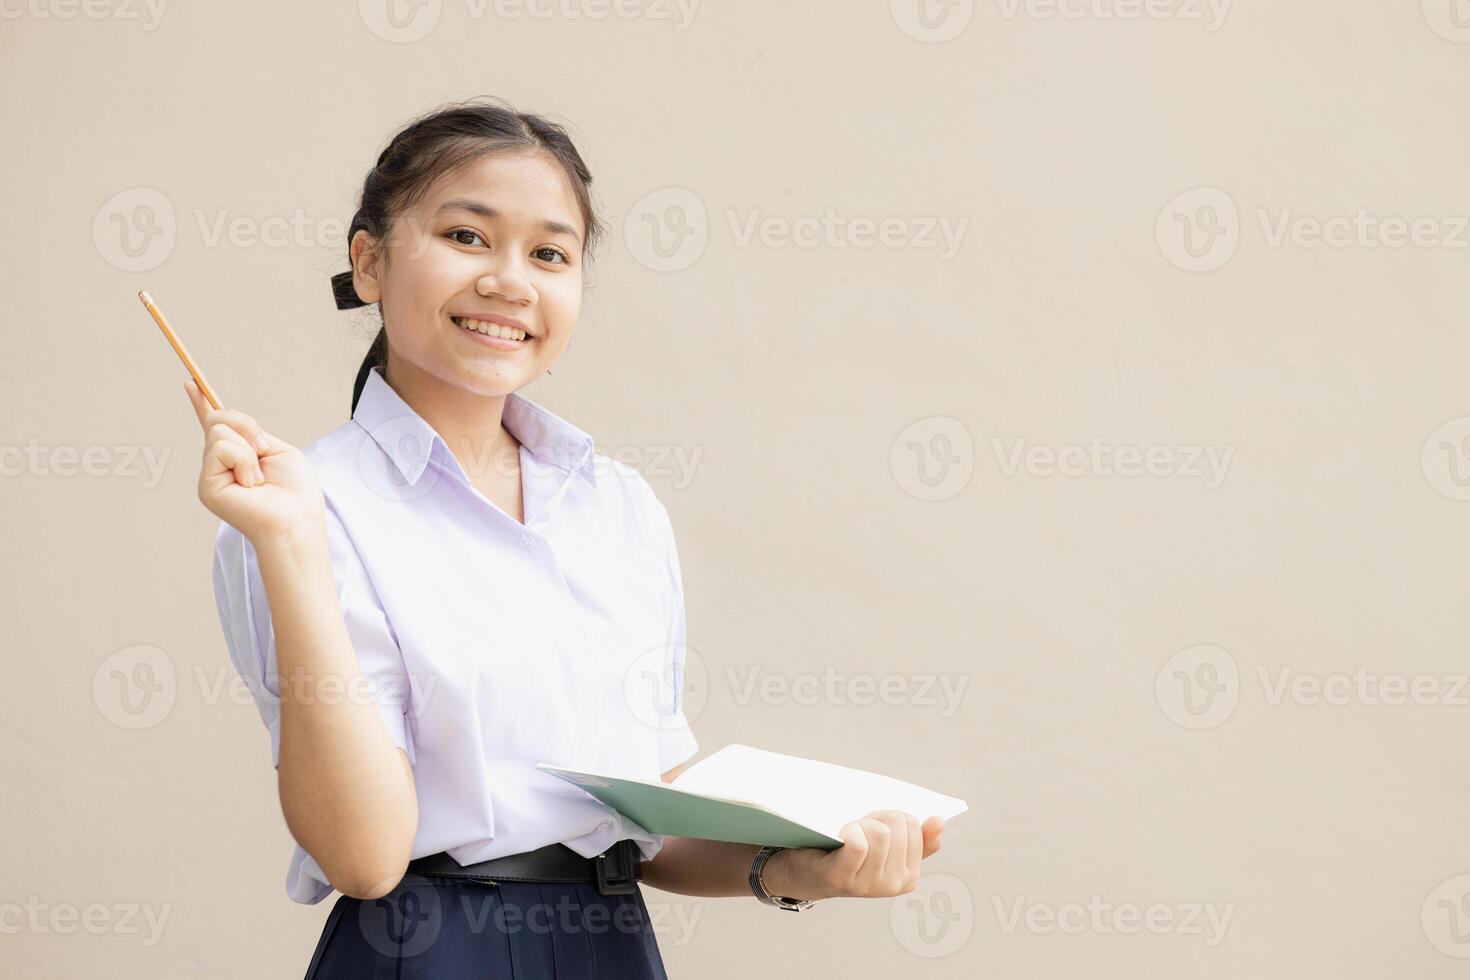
405, 839, 643, 896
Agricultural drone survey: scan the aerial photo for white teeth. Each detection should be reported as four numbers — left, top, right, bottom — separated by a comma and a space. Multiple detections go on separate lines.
455, 317, 526, 341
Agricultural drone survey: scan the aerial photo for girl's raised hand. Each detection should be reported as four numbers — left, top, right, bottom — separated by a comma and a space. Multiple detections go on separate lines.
773, 810, 946, 901
184, 378, 325, 544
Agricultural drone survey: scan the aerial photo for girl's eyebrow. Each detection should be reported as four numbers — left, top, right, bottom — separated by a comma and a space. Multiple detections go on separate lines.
434, 197, 582, 244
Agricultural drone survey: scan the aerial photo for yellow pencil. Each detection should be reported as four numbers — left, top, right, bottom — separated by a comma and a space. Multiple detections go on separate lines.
137, 290, 223, 410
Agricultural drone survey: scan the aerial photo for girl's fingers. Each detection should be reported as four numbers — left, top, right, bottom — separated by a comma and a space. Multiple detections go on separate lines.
184, 379, 209, 428
882, 812, 910, 884
206, 422, 257, 463
905, 813, 923, 877
921, 815, 945, 859
184, 379, 273, 453
852, 816, 892, 885
214, 439, 263, 486
211, 410, 269, 453
832, 821, 868, 880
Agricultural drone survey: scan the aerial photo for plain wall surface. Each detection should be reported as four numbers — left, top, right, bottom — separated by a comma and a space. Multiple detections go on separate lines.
3, 1, 1469, 976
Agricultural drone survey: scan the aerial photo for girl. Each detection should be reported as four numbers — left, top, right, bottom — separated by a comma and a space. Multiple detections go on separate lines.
191, 98, 945, 977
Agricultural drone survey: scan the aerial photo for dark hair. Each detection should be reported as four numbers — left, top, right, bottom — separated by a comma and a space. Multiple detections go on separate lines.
332, 97, 606, 414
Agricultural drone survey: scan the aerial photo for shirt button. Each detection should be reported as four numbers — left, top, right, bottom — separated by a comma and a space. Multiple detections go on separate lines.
598, 819, 613, 831
519, 533, 535, 552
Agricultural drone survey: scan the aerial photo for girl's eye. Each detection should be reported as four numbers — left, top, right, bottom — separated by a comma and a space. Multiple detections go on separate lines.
447, 230, 569, 265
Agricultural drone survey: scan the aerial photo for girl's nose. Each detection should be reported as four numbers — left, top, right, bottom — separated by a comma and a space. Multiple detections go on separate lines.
477, 264, 535, 305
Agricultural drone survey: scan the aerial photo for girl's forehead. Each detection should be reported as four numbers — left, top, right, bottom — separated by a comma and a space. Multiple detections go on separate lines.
428, 152, 578, 209
407, 153, 584, 244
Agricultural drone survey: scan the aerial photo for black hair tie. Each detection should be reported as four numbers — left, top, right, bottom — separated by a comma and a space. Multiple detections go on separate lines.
331, 270, 368, 310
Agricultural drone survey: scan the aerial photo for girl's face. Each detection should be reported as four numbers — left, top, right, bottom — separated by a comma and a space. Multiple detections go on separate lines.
353, 149, 586, 398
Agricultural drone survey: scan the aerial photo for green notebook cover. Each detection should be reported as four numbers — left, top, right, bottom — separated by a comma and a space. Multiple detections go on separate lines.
534, 763, 846, 851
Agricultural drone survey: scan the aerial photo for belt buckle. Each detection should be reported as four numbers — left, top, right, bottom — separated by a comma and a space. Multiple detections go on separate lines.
595, 841, 637, 896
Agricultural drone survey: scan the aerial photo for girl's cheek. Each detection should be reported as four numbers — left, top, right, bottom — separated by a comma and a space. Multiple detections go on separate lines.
547, 279, 582, 313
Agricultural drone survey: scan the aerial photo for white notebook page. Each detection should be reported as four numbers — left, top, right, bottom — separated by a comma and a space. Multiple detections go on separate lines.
670, 743, 969, 839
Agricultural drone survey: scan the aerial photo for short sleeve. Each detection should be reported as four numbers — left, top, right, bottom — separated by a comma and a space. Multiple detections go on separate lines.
210, 506, 415, 769
652, 498, 700, 774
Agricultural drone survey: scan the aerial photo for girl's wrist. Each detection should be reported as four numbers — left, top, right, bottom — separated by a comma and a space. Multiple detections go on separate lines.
758, 847, 829, 902
252, 514, 329, 558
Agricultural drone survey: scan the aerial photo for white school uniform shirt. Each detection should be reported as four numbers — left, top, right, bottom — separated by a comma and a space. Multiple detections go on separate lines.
210, 364, 700, 905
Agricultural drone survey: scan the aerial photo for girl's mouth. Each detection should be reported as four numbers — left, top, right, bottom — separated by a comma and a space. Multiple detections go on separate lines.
452, 316, 530, 349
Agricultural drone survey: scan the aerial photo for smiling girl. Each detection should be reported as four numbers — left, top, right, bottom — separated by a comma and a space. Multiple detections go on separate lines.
192, 98, 944, 977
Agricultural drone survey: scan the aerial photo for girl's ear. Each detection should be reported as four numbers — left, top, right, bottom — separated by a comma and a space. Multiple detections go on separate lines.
351, 229, 383, 304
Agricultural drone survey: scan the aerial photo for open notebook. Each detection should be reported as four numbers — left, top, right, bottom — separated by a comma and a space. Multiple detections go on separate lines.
535, 743, 968, 851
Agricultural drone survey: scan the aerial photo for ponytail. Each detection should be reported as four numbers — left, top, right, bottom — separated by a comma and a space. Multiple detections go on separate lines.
350, 326, 388, 415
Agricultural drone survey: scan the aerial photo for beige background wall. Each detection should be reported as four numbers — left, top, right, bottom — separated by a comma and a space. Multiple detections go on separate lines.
4, 1, 1469, 976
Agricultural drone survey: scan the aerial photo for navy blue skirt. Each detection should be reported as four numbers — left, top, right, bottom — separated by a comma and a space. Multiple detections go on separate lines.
303, 872, 670, 979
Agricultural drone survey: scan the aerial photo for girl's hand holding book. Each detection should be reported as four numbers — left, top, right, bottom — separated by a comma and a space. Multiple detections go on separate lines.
767, 810, 946, 901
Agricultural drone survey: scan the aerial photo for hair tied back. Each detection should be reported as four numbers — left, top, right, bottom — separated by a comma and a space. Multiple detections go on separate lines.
332, 270, 368, 310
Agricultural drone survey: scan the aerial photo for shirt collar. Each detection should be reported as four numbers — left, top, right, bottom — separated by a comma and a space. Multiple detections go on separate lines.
352, 365, 598, 489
